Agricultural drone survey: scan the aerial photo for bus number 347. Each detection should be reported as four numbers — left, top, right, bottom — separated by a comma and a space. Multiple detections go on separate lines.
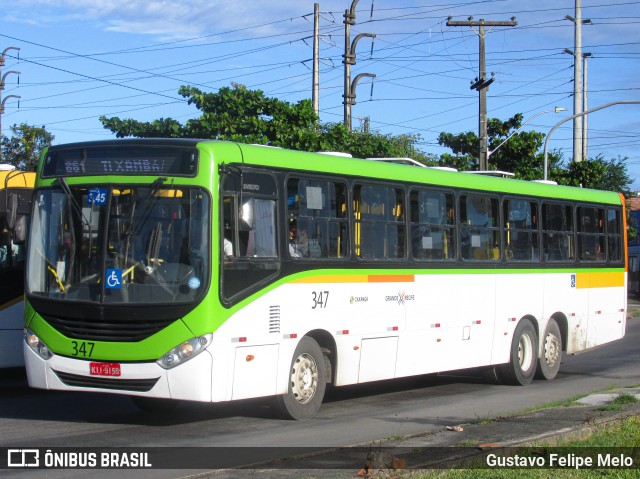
311, 291, 329, 309
71, 341, 95, 357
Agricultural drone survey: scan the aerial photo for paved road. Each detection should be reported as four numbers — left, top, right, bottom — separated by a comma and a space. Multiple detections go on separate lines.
1, 317, 638, 478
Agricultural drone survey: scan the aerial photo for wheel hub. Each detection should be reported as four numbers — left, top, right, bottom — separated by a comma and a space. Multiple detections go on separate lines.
544, 333, 560, 367
290, 353, 318, 405
518, 333, 533, 371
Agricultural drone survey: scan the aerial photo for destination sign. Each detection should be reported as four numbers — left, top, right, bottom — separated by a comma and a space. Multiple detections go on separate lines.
42, 146, 198, 178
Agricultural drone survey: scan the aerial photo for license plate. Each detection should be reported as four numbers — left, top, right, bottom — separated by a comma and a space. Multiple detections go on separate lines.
89, 362, 121, 377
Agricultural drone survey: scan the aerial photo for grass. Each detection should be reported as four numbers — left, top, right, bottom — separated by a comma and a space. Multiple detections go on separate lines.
594, 393, 638, 412
611, 393, 638, 405
627, 306, 640, 319
411, 416, 640, 479
515, 394, 586, 415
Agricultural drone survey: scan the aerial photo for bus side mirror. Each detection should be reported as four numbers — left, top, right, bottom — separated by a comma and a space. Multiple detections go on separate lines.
239, 198, 254, 231
12, 215, 27, 245
6, 193, 18, 230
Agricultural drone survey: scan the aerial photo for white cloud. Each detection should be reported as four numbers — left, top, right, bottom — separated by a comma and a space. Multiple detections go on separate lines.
7, 0, 337, 39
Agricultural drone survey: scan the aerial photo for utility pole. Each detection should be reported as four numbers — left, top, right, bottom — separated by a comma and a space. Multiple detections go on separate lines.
312, 3, 320, 117
446, 16, 517, 171
565, 0, 591, 162
343, 0, 376, 131
0, 47, 21, 162
582, 52, 592, 160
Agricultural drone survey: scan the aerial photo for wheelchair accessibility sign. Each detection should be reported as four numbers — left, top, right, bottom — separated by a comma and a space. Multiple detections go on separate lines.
106, 269, 122, 289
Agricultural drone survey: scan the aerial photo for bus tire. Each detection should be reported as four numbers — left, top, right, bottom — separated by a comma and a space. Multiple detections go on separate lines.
130, 396, 180, 413
498, 318, 537, 386
535, 319, 562, 380
275, 337, 326, 420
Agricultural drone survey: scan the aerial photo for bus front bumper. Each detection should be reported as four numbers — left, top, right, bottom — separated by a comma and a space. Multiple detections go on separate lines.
24, 343, 213, 402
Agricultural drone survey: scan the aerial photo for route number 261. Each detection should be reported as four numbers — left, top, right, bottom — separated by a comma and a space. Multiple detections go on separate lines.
311, 291, 329, 309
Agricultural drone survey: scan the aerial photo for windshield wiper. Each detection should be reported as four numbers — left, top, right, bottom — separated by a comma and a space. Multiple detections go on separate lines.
57, 177, 94, 259
129, 177, 168, 238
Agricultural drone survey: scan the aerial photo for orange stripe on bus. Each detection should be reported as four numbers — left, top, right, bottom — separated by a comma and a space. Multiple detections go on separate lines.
368, 274, 414, 283
575, 272, 625, 289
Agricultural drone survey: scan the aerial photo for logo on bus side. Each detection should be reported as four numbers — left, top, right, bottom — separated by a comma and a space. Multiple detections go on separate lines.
385, 291, 415, 306
571, 274, 576, 288
350, 296, 368, 304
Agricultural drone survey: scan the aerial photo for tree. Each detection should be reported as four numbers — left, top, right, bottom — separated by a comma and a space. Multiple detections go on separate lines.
101, 84, 433, 161
437, 114, 560, 179
100, 84, 318, 146
558, 155, 631, 192
1, 123, 54, 171
435, 114, 634, 192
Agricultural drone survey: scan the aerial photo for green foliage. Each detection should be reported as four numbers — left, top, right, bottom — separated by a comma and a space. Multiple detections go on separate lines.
1, 123, 54, 171
101, 83, 318, 146
99, 85, 632, 193
100, 84, 432, 161
437, 113, 559, 180
557, 155, 631, 192
437, 114, 630, 192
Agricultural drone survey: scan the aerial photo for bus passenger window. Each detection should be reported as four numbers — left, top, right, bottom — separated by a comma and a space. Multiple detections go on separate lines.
409, 189, 455, 261
459, 194, 499, 261
577, 206, 605, 262
607, 208, 622, 262
542, 203, 574, 261
354, 185, 405, 260
287, 178, 349, 259
504, 199, 539, 262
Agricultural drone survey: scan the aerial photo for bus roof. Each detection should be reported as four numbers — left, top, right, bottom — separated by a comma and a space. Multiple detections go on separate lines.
42, 139, 622, 206
0, 170, 35, 190
229, 142, 622, 206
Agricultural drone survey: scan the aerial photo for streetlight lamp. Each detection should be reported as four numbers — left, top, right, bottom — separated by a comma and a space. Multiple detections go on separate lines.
543, 100, 640, 181
0, 94, 20, 162
486, 107, 567, 160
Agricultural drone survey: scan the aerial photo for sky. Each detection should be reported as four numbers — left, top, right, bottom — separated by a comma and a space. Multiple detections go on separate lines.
2, 0, 640, 188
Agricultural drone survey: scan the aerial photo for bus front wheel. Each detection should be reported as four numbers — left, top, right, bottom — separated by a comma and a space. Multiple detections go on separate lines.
535, 319, 562, 380
498, 318, 538, 386
275, 337, 327, 420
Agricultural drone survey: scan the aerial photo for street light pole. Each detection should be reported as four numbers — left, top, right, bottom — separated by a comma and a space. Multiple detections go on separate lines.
486, 107, 567, 160
543, 100, 640, 181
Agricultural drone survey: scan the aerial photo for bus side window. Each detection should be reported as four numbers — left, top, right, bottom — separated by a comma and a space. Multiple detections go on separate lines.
577, 206, 605, 261
504, 199, 538, 261
354, 184, 405, 260
542, 203, 574, 262
410, 189, 455, 261
287, 178, 349, 259
240, 198, 277, 257
607, 208, 622, 262
459, 194, 499, 261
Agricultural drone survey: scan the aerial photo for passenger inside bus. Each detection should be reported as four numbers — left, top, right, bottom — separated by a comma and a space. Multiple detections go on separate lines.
289, 222, 309, 258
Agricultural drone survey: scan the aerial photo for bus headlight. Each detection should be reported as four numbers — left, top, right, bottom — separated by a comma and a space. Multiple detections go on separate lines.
156, 334, 211, 370
24, 328, 53, 360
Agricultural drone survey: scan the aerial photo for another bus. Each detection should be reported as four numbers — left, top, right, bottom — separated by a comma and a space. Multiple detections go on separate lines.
23, 140, 627, 418
0, 165, 35, 368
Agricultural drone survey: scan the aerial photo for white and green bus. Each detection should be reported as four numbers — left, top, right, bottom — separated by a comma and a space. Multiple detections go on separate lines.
24, 140, 627, 419
0, 166, 34, 368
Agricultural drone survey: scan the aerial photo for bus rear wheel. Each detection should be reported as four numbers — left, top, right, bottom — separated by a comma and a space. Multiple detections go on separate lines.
535, 319, 562, 380
498, 318, 537, 385
274, 337, 326, 420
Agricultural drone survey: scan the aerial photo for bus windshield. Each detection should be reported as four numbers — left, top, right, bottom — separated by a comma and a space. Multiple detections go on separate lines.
27, 184, 210, 305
